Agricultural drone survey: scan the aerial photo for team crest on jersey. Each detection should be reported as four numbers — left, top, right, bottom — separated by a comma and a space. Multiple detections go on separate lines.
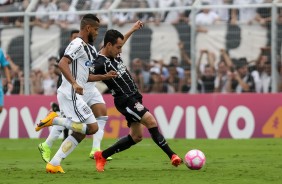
134, 102, 144, 111
116, 61, 127, 77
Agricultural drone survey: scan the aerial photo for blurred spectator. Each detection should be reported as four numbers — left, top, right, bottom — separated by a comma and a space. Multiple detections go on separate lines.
0, 0, 20, 25
130, 58, 150, 93
278, 61, 282, 92
59, 29, 79, 59
214, 49, 233, 93
168, 56, 184, 79
55, 0, 79, 29
232, 0, 264, 25
255, 0, 272, 46
255, 0, 272, 26
147, 69, 166, 93
178, 42, 191, 67
14, 0, 36, 28
179, 66, 191, 93
72, 0, 91, 11
89, 0, 104, 10
214, 61, 230, 93
4, 55, 24, 94
149, 58, 169, 80
251, 47, 272, 93
195, 2, 220, 33
164, 63, 181, 93
210, 0, 232, 22
42, 56, 58, 95
157, 0, 174, 20
133, 0, 155, 23
226, 58, 255, 93
33, 0, 57, 29
196, 49, 216, 93
30, 69, 43, 94
112, 1, 134, 27
97, 0, 112, 25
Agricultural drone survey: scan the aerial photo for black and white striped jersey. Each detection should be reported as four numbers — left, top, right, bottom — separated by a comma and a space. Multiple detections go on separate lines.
93, 54, 139, 98
57, 37, 97, 99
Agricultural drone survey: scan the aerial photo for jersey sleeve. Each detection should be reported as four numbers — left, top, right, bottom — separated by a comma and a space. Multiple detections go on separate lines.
64, 39, 84, 61
0, 49, 9, 67
93, 57, 107, 75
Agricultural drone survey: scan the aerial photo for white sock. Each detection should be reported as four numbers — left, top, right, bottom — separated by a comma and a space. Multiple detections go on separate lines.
45, 125, 65, 148
50, 135, 78, 166
92, 116, 108, 149
53, 117, 87, 134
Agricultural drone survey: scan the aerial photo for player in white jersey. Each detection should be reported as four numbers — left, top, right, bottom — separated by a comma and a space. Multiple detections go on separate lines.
35, 14, 117, 173
37, 29, 113, 163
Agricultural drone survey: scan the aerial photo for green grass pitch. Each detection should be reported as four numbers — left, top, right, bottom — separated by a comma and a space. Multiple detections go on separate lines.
0, 138, 281, 184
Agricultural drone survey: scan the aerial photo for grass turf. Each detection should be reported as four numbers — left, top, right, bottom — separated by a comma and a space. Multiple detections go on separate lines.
0, 138, 281, 184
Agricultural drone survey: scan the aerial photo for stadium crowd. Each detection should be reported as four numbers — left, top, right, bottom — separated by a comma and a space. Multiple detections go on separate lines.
3, 42, 282, 95
1, 0, 282, 94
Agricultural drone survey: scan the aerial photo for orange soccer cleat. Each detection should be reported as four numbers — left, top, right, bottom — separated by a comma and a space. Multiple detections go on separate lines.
171, 154, 182, 167
35, 112, 58, 131
94, 151, 107, 172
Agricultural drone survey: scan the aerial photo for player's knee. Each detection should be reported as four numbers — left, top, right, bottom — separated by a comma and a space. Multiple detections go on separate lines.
0, 107, 3, 114
86, 123, 99, 135
71, 132, 86, 143
142, 113, 157, 128
132, 135, 143, 143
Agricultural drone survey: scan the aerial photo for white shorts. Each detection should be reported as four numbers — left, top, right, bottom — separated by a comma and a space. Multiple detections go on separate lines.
57, 92, 96, 124
83, 87, 105, 107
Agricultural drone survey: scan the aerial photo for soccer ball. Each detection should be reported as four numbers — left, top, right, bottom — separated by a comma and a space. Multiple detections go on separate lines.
184, 149, 206, 170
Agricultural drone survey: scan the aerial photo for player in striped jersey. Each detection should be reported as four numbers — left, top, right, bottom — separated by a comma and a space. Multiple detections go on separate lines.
35, 14, 117, 173
90, 28, 182, 172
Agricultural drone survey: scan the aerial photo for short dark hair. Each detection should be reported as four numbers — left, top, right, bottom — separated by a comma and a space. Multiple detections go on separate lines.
70, 29, 79, 36
80, 14, 100, 29
103, 29, 124, 47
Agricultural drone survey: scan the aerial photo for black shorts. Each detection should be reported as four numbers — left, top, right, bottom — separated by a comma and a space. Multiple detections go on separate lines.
114, 93, 149, 127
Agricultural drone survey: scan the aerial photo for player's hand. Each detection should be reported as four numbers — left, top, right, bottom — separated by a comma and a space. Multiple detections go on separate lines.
104, 70, 118, 80
72, 83, 84, 95
132, 20, 144, 31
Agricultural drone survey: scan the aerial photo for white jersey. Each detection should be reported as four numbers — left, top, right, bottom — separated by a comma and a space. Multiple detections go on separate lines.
58, 37, 97, 99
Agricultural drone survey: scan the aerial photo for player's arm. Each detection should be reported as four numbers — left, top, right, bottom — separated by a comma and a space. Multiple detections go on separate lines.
88, 70, 117, 82
3, 65, 13, 92
58, 56, 83, 95
122, 20, 143, 46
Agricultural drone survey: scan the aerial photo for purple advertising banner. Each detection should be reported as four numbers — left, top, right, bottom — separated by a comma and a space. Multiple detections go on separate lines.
0, 94, 281, 139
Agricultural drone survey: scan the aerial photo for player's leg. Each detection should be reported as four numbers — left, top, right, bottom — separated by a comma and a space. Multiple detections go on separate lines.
36, 93, 98, 135
38, 102, 64, 163
38, 125, 65, 163
89, 103, 112, 160
47, 132, 86, 173
0, 85, 4, 114
101, 122, 142, 158
85, 89, 112, 160
63, 129, 69, 141
141, 111, 182, 167
94, 123, 142, 172
94, 96, 145, 172
46, 112, 97, 173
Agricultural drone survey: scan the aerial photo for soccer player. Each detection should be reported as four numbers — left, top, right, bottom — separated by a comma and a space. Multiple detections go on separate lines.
0, 48, 13, 113
38, 29, 114, 163
35, 14, 117, 173
89, 28, 182, 172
